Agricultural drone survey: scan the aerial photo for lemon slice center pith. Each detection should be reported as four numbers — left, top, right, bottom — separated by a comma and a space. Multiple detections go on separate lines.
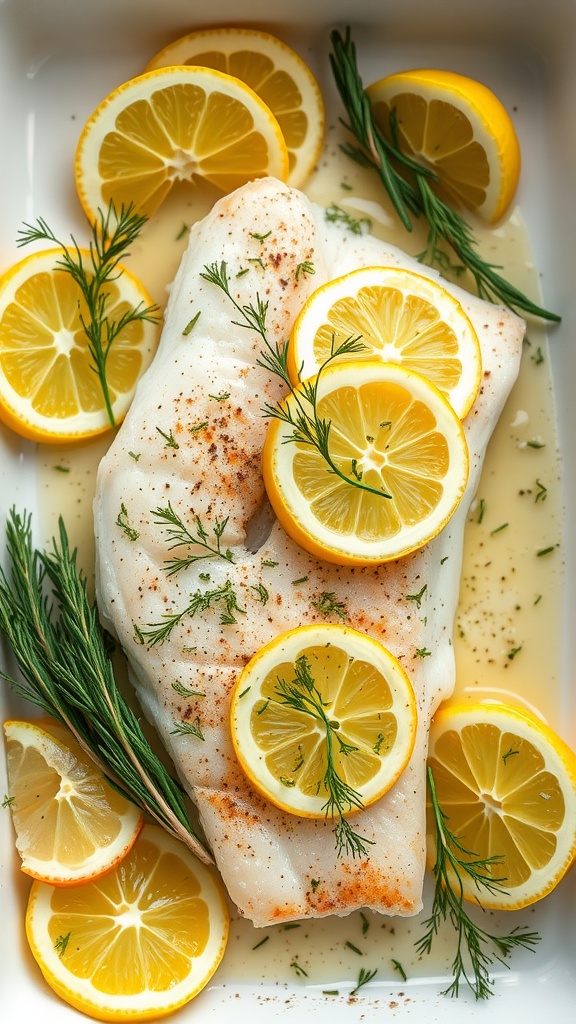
252, 644, 396, 798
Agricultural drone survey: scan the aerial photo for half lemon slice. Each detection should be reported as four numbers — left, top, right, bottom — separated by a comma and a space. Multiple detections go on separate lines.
3, 718, 144, 886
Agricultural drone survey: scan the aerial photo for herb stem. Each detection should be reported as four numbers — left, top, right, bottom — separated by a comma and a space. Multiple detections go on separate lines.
17, 202, 160, 426
274, 655, 374, 859
416, 765, 540, 998
329, 28, 560, 322
152, 502, 234, 575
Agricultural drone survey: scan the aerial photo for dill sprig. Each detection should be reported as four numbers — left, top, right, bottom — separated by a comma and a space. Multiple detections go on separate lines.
200, 260, 392, 501
416, 766, 540, 999
350, 967, 378, 995
171, 716, 205, 741
17, 202, 160, 426
0, 509, 211, 864
152, 501, 234, 576
329, 28, 560, 322
142, 578, 245, 646
311, 591, 348, 619
274, 655, 375, 859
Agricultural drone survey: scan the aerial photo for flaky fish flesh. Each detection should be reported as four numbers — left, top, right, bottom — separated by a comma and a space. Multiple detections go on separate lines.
94, 177, 525, 926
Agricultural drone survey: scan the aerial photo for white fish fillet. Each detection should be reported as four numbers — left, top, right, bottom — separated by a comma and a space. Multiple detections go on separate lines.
94, 177, 524, 926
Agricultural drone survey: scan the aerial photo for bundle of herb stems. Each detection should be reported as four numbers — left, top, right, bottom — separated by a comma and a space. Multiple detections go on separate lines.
329, 28, 560, 323
0, 508, 212, 864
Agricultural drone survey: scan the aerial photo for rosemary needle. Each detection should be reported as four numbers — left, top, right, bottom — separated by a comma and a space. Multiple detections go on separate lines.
0, 509, 212, 865
329, 28, 560, 323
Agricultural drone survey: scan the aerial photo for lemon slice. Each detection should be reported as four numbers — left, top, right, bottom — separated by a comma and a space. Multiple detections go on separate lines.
262, 359, 469, 566
75, 65, 289, 223
144, 26, 325, 187
230, 624, 417, 818
427, 703, 576, 909
0, 248, 158, 443
25, 823, 229, 1021
366, 69, 521, 224
288, 265, 482, 418
3, 718, 144, 886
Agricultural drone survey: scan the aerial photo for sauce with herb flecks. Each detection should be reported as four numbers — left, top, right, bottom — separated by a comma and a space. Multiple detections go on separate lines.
35, 121, 562, 987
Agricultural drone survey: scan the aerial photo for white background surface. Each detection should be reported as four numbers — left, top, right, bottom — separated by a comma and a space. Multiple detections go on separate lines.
1, 0, 575, 1020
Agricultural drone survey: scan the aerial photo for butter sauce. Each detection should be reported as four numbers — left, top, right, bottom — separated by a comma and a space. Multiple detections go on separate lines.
35, 120, 562, 989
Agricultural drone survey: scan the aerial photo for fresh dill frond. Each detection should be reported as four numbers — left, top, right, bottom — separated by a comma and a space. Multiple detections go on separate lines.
116, 502, 139, 542
200, 260, 270, 340
324, 202, 372, 235
273, 655, 375, 859
391, 959, 407, 981
183, 310, 201, 336
17, 202, 161, 426
295, 259, 315, 280
350, 966, 378, 995
171, 716, 205, 741
535, 479, 547, 502
152, 501, 234, 575
250, 583, 270, 604
54, 932, 71, 957
416, 766, 540, 999
0, 508, 211, 863
405, 583, 428, 608
171, 680, 206, 698
311, 591, 348, 619
142, 579, 245, 646
156, 426, 179, 449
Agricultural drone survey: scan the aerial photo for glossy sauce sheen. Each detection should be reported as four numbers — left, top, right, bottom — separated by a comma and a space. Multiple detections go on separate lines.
35, 128, 562, 982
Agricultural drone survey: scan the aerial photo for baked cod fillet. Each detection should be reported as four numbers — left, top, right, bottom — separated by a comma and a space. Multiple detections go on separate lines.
94, 177, 525, 926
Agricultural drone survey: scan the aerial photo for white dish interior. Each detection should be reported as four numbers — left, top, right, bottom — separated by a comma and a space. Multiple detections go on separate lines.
0, 0, 575, 1020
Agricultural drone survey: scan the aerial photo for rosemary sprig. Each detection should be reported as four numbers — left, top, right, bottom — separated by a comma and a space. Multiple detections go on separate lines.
0, 509, 211, 864
152, 502, 234, 576
416, 766, 540, 999
142, 578, 245, 646
273, 655, 374, 859
17, 202, 161, 426
329, 28, 560, 322
200, 260, 392, 501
